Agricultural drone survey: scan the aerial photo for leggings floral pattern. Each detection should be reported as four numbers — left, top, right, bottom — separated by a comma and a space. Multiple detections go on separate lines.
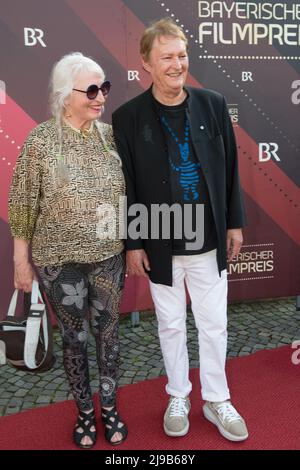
37, 253, 125, 411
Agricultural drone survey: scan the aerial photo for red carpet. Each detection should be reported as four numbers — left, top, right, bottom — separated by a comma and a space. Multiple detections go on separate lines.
1, 346, 300, 450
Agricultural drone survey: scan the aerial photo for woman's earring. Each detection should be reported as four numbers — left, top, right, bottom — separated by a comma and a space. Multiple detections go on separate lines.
65, 105, 72, 118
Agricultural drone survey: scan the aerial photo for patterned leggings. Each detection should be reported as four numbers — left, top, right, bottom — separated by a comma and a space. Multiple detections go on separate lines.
37, 253, 125, 412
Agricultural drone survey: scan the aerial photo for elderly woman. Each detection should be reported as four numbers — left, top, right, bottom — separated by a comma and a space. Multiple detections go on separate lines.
8, 52, 127, 449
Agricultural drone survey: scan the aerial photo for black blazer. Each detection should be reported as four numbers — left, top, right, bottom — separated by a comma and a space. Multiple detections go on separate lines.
112, 85, 246, 286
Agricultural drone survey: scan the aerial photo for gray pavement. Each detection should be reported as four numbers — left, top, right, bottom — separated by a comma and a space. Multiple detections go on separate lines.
0, 297, 299, 417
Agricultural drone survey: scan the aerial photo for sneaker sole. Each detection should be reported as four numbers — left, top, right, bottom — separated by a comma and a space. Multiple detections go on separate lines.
163, 421, 189, 437
203, 404, 249, 442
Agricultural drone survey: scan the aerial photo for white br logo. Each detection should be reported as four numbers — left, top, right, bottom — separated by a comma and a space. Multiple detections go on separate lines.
24, 28, 47, 47
242, 72, 253, 82
128, 71, 140, 81
259, 143, 280, 162
0, 80, 6, 105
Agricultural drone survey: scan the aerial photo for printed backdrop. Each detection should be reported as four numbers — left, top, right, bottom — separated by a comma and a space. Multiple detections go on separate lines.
0, 0, 299, 317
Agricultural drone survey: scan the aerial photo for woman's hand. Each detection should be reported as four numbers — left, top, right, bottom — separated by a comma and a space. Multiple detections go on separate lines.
13, 238, 37, 292
14, 260, 37, 292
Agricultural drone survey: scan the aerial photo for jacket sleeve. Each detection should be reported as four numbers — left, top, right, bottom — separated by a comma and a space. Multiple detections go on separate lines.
8, 132, 42, 242
221, 96, 247, 229
112, 111, 144, 250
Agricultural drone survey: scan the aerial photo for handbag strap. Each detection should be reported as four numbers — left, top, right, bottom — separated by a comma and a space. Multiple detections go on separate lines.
7, 280, 42, 318
36, 288, 55, 371
7, 289, 19, 317
24, 280, 52, 370
31, 279, 43, 304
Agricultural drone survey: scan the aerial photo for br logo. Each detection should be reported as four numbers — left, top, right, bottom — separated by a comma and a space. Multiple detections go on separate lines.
259, 143, 280, 162
128, 71, 140, 81
24, 28, 46, 47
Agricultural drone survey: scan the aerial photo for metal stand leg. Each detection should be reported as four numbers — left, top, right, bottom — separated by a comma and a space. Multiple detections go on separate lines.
131, 311, 140, 327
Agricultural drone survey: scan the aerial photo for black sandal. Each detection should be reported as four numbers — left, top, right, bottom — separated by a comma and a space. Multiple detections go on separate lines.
73, 409, 97, 449
101, 407, 128, 445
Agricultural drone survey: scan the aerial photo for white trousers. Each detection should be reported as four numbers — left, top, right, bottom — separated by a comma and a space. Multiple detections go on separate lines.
149, 250, 230, 402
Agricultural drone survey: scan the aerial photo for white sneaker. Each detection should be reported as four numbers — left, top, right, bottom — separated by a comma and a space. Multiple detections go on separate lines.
164, 396, 191, 437
203, 401, 249, 442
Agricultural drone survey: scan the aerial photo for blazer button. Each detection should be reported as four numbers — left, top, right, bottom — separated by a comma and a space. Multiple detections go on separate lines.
163, 241, 170, 247
162, 179, 168, 184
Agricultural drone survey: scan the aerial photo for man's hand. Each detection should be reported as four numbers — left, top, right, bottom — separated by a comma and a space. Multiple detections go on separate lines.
126, 249, 150, 278
227, 228, 243, 262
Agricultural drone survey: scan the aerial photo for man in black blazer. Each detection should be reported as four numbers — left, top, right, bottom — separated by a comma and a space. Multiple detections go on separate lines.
113, 18, 248, 442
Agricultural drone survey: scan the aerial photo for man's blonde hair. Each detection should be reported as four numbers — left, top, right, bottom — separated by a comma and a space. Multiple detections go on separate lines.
140, 17, 188, 62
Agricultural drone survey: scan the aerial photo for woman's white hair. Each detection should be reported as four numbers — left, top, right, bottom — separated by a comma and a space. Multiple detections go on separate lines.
49, 52, 121, 167
49, 51, 105, 122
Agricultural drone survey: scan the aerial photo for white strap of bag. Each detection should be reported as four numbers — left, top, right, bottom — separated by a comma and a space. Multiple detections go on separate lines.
7, 289, 19, 317
7, 280, 49, 369
24, 280, 49, 369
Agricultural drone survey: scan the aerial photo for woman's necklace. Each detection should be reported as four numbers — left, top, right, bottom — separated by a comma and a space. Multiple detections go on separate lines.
64, 119, 94, 138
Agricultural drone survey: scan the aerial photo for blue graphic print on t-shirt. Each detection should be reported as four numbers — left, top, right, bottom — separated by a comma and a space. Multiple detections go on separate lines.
161, 115, 201, 202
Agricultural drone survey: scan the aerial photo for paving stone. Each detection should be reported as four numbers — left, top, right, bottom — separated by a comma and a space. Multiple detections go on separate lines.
58, 383, 70, 391
6, 386, 19, 393
5, 407, 21, 415
6, 377, 20, 385
8, 398, 24, 406
147, 373, 160, 379
134, 373, 148, 380
150, 368, 163, 375
133, 361, 146, 367
52, 378, 66, 384
119, 378, 132, 386
14, 389, 28, 398
21, 402, 35, 409
279, 338, 291, 344
148, 359, 161, 366
120, 363, 134, 371
0, 399, 9, 406
36, 396, 52, 404
46, 383, 59, 390
26, 376, 42, 383
240, 346, 252, 352
123, 371, 136, 377
55, 391, 69, 397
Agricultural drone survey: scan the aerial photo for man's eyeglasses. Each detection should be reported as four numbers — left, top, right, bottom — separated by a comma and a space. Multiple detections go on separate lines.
73, 80, 111, 100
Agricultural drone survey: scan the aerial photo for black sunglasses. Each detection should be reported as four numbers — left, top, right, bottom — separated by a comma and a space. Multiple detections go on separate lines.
73, 80, 111, 100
